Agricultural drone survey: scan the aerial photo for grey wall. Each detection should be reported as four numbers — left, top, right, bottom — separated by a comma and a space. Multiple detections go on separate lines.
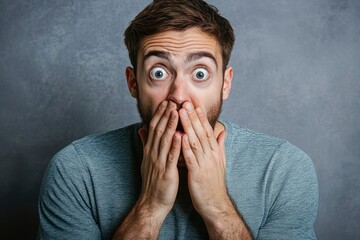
1, 0, 359, 239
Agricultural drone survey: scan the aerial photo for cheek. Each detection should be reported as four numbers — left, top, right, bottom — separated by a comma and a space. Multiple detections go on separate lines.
139, 87, 169, 115
189, 87, 221, 111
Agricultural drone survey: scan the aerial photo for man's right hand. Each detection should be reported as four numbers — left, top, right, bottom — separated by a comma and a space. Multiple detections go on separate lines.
137, 100, 181, 217
113, 100, 181, 239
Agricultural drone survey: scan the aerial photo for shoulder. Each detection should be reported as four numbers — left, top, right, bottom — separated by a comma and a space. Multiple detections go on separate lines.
221, 119, 285, 146
47, 123, 142, 173
221, 120, 318, 238
221, 120, 318, 205
221, 119, 316, 180
72, 123, 141, 152
221, 120, 285, 163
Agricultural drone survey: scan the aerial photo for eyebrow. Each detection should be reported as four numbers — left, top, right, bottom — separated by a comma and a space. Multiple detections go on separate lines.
186, 51, 218, 69
143, 50, 170, 62
143, 50, 218, 69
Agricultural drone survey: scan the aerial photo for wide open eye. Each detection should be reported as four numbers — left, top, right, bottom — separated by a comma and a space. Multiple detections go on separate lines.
192, 68, 209, 81
150, 67, 168, 80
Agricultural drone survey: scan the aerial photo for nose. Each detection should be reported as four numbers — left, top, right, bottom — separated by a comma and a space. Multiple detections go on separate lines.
167, 77, 189, 107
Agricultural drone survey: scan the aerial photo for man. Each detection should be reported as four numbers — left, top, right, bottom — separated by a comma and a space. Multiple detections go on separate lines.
38, 0, 318, 239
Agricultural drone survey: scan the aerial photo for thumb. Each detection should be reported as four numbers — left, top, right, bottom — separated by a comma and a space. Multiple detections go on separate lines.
138, 127, 148, 147
216, 130, 226, 147
217, 130, 227, 161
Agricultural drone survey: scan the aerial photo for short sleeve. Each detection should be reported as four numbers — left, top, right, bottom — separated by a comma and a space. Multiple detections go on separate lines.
37, 144, 102, 240
257, 142, 318, 240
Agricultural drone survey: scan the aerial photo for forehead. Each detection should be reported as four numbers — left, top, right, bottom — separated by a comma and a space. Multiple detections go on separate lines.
138, 28, 222, 64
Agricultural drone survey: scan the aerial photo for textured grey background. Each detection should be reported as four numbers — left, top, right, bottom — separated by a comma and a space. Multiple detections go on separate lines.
1, 0, 359, 239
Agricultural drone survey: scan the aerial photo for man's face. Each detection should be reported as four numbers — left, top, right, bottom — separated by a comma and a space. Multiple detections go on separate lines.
127, 27, 232, 130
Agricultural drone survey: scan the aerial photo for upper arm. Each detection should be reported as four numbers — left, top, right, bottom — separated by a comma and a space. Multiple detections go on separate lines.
257, 142, 318, 240
37, 144, 101, 240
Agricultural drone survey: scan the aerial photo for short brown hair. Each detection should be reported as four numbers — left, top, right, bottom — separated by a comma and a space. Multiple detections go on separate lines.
124, 0, 235, 71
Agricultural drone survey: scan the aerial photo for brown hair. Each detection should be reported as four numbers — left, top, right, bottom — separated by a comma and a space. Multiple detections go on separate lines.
124, 0, 235, 71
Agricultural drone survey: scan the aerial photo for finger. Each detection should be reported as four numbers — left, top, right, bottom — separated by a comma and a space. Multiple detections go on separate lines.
166, 131, 181, 171
179, 107, 202, 154
181, 134, 199, 170
195, 106, 219, 151
151, 101, 177, 152
217, 130, 226, 147
147, 100, 168, 148
138, 127, 148, 147
217, 130, 227, 164
158, 110, 179, 161
184, 103, 211, 153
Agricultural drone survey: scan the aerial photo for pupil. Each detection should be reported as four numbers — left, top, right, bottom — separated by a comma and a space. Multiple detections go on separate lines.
155, 71, 163, 78
197, 71, 204, 79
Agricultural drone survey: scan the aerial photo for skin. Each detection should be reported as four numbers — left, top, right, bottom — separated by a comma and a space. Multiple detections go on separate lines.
113, 28, 252, 239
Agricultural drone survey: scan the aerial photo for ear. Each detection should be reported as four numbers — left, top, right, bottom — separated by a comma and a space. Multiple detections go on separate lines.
126, 66, 137, 98
222, 66, 233, 100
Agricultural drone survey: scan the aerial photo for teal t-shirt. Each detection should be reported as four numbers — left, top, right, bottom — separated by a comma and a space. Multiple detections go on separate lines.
38, 120, 318, 239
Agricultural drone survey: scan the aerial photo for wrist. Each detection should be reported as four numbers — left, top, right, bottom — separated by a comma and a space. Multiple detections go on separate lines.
197, 194, 234, 222
200, 198, 246, 237
199, 198, 253, 240
134, 198, 170, 223
113, 199, 170, 239
202, 199, 236, 227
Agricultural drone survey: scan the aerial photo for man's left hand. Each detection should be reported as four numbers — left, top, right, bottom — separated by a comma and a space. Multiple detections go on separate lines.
179, 102, 230, 220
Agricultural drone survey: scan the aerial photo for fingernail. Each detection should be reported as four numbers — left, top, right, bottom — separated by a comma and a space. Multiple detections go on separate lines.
168, 101, 176, 109
160, 101, 167, 109
185, 103, 193, 112
170, 110, 176, 119
173, 133, 180, 142
195, 107, 203, 116
183, 135, 189, 144
180, 109, 188, 119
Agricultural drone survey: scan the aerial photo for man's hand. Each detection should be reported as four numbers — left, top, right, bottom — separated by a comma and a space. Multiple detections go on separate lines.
137, 100, 181, 216
179, 101, 228, 219
113, 100, 181, 239
179, 102, 253, 240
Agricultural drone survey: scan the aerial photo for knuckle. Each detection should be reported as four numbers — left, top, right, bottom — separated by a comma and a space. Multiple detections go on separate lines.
149, 122, 157, 132
172, 140, 180, 149
199, 112, 207, 121
164, 109, 171, 117
143, 146, 150, 154
183, 141, 190, 150
206, 129, 212, 138
199, 132, 207, 142
160, 135, 169, 147
167, 119, 176, 129
172, 134, 181, 147
185, 155, 195, 164
190, 141, 198, 150
168, 152, 174, 162
157, 103, 166, 113
150, 153, 161, 167
150, 151, 157, 161
155, 127, 164, 136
